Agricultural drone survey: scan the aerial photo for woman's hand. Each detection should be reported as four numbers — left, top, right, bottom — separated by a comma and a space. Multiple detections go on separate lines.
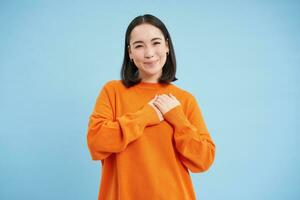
148, 95, 164, 121
153, 93, 180, 115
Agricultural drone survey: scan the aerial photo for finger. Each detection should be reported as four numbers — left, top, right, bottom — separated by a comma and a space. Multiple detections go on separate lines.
154, 98, 164, 104
170, 94, 180, 104
160, 94, 176, 103
150, 94, 158, 102
168, 93, 175, 99
158, 94, 171, 101
153, 101, 163, 108
157, 97, 170, 105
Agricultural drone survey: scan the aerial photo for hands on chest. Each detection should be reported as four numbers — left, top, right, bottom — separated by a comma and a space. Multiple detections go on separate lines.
148, 93, 181, 122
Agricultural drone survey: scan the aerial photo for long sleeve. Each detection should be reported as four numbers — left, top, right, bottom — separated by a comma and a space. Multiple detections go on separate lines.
163, 94, 215, 173
87, 83, 160, 161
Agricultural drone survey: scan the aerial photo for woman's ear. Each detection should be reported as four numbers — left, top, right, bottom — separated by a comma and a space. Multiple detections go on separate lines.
165, 39, 170, 53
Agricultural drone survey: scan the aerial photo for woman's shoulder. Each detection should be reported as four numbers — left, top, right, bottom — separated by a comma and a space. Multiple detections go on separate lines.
102, 80, 125, 90
169, 84, 201, 109
170, 83, 195, 100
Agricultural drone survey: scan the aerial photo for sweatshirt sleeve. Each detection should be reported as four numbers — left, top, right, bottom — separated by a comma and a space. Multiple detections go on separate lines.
163, 93, 215, 173
87, 82, 160, 161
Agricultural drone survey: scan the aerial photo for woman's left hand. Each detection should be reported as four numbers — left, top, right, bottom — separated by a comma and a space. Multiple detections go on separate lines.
153, 93, 181, 115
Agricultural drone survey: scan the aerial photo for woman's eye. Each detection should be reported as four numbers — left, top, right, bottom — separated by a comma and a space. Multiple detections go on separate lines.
134, 42, 160, 49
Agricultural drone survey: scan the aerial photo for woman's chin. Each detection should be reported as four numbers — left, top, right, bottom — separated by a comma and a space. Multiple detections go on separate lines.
147, 68, 159, 73
143, 68, 162, 76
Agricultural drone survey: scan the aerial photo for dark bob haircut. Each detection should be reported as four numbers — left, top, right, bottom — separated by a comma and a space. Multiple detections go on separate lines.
121, 14, 177, 87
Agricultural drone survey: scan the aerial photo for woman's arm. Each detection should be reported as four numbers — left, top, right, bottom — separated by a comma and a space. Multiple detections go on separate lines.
87, 84, 160, 161
163, 94, 216, 173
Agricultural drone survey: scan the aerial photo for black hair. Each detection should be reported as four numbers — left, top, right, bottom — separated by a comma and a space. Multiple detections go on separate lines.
120, 14, 177, 87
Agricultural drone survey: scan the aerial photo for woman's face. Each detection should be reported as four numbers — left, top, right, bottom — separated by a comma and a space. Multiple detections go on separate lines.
128, 23, 169, 82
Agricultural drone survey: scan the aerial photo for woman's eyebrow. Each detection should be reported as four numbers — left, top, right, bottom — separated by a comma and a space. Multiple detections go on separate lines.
132, 37, 162, 45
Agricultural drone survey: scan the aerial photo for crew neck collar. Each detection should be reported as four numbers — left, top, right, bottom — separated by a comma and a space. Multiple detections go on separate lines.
135, 81, 170, 89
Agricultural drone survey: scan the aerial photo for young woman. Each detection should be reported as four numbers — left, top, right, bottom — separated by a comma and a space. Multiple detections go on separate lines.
87, 14, 215, 200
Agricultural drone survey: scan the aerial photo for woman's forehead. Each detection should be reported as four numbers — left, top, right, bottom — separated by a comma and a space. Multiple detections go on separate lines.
130, 24, 164, 42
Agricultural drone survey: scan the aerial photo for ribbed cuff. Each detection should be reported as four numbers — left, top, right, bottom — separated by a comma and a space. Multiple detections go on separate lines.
139, 104, 161, 126
163, 105, 191, 131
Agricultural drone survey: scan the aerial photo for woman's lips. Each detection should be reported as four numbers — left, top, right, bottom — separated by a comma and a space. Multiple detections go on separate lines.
144, 60, 158, 65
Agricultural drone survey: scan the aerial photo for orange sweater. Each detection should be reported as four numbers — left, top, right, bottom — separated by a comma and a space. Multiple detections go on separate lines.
87, 80, 215, 200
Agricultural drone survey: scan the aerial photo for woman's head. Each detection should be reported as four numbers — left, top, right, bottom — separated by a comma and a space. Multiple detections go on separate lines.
121, 14, 177, 87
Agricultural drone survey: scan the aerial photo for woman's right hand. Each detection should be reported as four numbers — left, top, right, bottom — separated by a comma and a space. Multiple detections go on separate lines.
148, 95, 164, 122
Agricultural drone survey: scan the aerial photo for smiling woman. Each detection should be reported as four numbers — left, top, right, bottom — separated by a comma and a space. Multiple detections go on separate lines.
86, 14, 215, 200
121, 14, 177, 87
128, 24, 169, 83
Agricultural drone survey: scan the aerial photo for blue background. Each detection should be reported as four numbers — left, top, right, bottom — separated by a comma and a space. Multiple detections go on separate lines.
1, 0, 299, 199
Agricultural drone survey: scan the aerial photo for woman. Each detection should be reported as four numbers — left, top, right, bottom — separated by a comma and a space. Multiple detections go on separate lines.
87, 14, 215, 200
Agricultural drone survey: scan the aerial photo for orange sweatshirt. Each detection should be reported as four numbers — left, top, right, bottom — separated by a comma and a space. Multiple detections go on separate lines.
87, 80, 215, 200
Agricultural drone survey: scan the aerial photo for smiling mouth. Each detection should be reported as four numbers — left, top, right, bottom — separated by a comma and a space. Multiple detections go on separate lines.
144, 60, 158, 65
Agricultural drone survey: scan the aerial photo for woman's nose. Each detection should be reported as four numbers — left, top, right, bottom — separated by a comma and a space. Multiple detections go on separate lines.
144, 47, 155, 58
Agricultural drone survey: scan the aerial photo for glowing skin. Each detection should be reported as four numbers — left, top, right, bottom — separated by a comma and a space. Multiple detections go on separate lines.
128, 23, 169, 83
